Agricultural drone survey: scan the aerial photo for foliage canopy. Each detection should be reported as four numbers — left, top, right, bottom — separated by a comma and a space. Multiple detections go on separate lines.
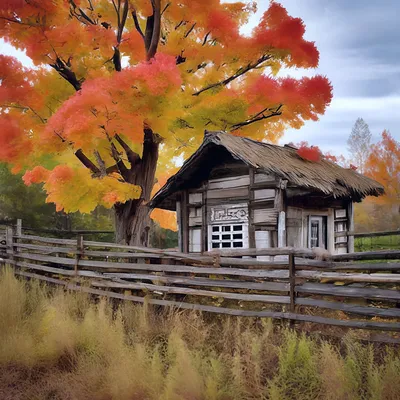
0, 0, 332, 230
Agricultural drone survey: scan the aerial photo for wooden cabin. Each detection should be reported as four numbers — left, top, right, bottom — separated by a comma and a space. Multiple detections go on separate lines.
151, 131, 384, 255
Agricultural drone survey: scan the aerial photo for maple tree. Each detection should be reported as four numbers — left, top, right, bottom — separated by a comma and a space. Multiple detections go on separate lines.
365, 130, 399, 211
0, 0, 332, 245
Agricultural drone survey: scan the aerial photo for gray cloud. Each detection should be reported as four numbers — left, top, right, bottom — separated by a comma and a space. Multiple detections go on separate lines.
263, 0, 400, 155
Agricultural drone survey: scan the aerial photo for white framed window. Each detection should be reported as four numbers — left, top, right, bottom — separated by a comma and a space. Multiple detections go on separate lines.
209, 223, 248, 249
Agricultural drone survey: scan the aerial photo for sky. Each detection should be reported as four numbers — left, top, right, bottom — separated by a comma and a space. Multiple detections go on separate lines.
1, 0, 399, 156
253, 0, 400, 154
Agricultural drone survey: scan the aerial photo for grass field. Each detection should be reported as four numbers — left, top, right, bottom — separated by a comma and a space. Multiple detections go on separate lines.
355, 235, 400, 252
0, 267, 399, 400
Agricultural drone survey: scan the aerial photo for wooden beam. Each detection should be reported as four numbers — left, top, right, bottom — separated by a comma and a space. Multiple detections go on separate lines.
201, 182, 208, 252
248, 168, 256, 249
181, 190, 189, 253
288, 253, 296, 312
347, 201, 354, 253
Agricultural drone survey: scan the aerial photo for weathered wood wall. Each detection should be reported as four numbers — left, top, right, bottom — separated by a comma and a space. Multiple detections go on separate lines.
177, 164, 354, 255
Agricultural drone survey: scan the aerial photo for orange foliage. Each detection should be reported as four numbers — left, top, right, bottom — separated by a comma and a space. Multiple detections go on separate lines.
0, 0, 332, 228
365, 130, 400, 207
297, 144, 322, 162
150, 208, 177, 231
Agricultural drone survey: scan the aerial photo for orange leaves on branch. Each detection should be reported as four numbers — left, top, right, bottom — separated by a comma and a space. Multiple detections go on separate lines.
150, 208, 177, 231
0, 115, 32, 163
43, 53, 182, 151
23, 165, 142, 213
252, 2, 319, 68
22, 166, 50, 186
245, 74, 332, 128
207, 9, 239, 43
0, 55, 35, 105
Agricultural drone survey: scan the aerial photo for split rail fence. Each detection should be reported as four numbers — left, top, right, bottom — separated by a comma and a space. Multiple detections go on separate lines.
0, 226, 399, 335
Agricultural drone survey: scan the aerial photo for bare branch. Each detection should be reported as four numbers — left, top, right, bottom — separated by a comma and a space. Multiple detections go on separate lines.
184, 22, 196, 38
193, 54, 271, 96
161, 2, 170, 15
75, 149, 100, 173
69, 0, 96, 25
146, 0, 161, 60
230, 105, 283, 131
115, 134, 141, 167
109, 142, 130, 180
132, 10, 145, 38
50, 57, 83, 91
202, 31, 211, 46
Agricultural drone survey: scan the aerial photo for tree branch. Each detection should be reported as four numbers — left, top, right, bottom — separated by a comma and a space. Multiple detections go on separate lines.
184, 22, 196, 38
193, 54, 272, 96
229, 105, 283, 131
69, 0, 96, 25
75, 149, 100, 173
146, 0, 161, 60
140, 127, 162, 198
132, 10, 145, 38
109, 142, 130, 180
115, 134, 141, 167
50, 57, 83, 91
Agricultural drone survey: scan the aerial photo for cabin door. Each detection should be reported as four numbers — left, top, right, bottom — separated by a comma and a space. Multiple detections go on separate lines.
308, 216, 327, 249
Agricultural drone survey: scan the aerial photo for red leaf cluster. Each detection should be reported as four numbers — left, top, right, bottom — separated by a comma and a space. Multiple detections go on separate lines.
297, 144, 322, 162
252, 2, 319, 68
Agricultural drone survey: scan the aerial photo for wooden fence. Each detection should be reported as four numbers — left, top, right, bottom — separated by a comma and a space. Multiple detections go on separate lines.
1, 227, 400, 335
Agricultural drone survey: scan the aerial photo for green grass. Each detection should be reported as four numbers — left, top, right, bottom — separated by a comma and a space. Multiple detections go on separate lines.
0, 267, 399, 400
355, 235, 400, 252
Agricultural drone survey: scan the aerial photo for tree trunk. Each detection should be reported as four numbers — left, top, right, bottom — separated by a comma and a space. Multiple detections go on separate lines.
114, 199, 151, 246
113, 128, 161, 246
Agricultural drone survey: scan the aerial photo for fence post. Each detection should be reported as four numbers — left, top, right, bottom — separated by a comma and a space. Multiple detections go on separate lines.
16, 219, 22, 237
288, 252, 296, 313
6, 226, 14, 265
74, 235, 84, 276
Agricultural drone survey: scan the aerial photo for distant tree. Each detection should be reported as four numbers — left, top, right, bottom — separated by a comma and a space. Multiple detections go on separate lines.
0, 162, 56, 228
347, 118, 372, 173
365, 130, 400, 212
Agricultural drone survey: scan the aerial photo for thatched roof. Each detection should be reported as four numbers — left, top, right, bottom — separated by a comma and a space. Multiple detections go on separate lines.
151, 131, 384, 209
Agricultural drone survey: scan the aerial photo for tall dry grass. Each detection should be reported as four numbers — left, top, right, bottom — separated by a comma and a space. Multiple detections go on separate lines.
0, 266, 399, 400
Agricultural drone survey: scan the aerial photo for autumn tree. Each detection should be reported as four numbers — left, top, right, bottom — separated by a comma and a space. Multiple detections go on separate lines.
347, 118, 372, 173
365, 130, 399, 212
0, 0, 332, 245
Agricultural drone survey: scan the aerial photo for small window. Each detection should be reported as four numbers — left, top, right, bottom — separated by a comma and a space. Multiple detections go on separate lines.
209, 223, 247, 250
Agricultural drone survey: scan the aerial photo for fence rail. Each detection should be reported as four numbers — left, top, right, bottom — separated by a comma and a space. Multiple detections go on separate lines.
1, 227, 400, 335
